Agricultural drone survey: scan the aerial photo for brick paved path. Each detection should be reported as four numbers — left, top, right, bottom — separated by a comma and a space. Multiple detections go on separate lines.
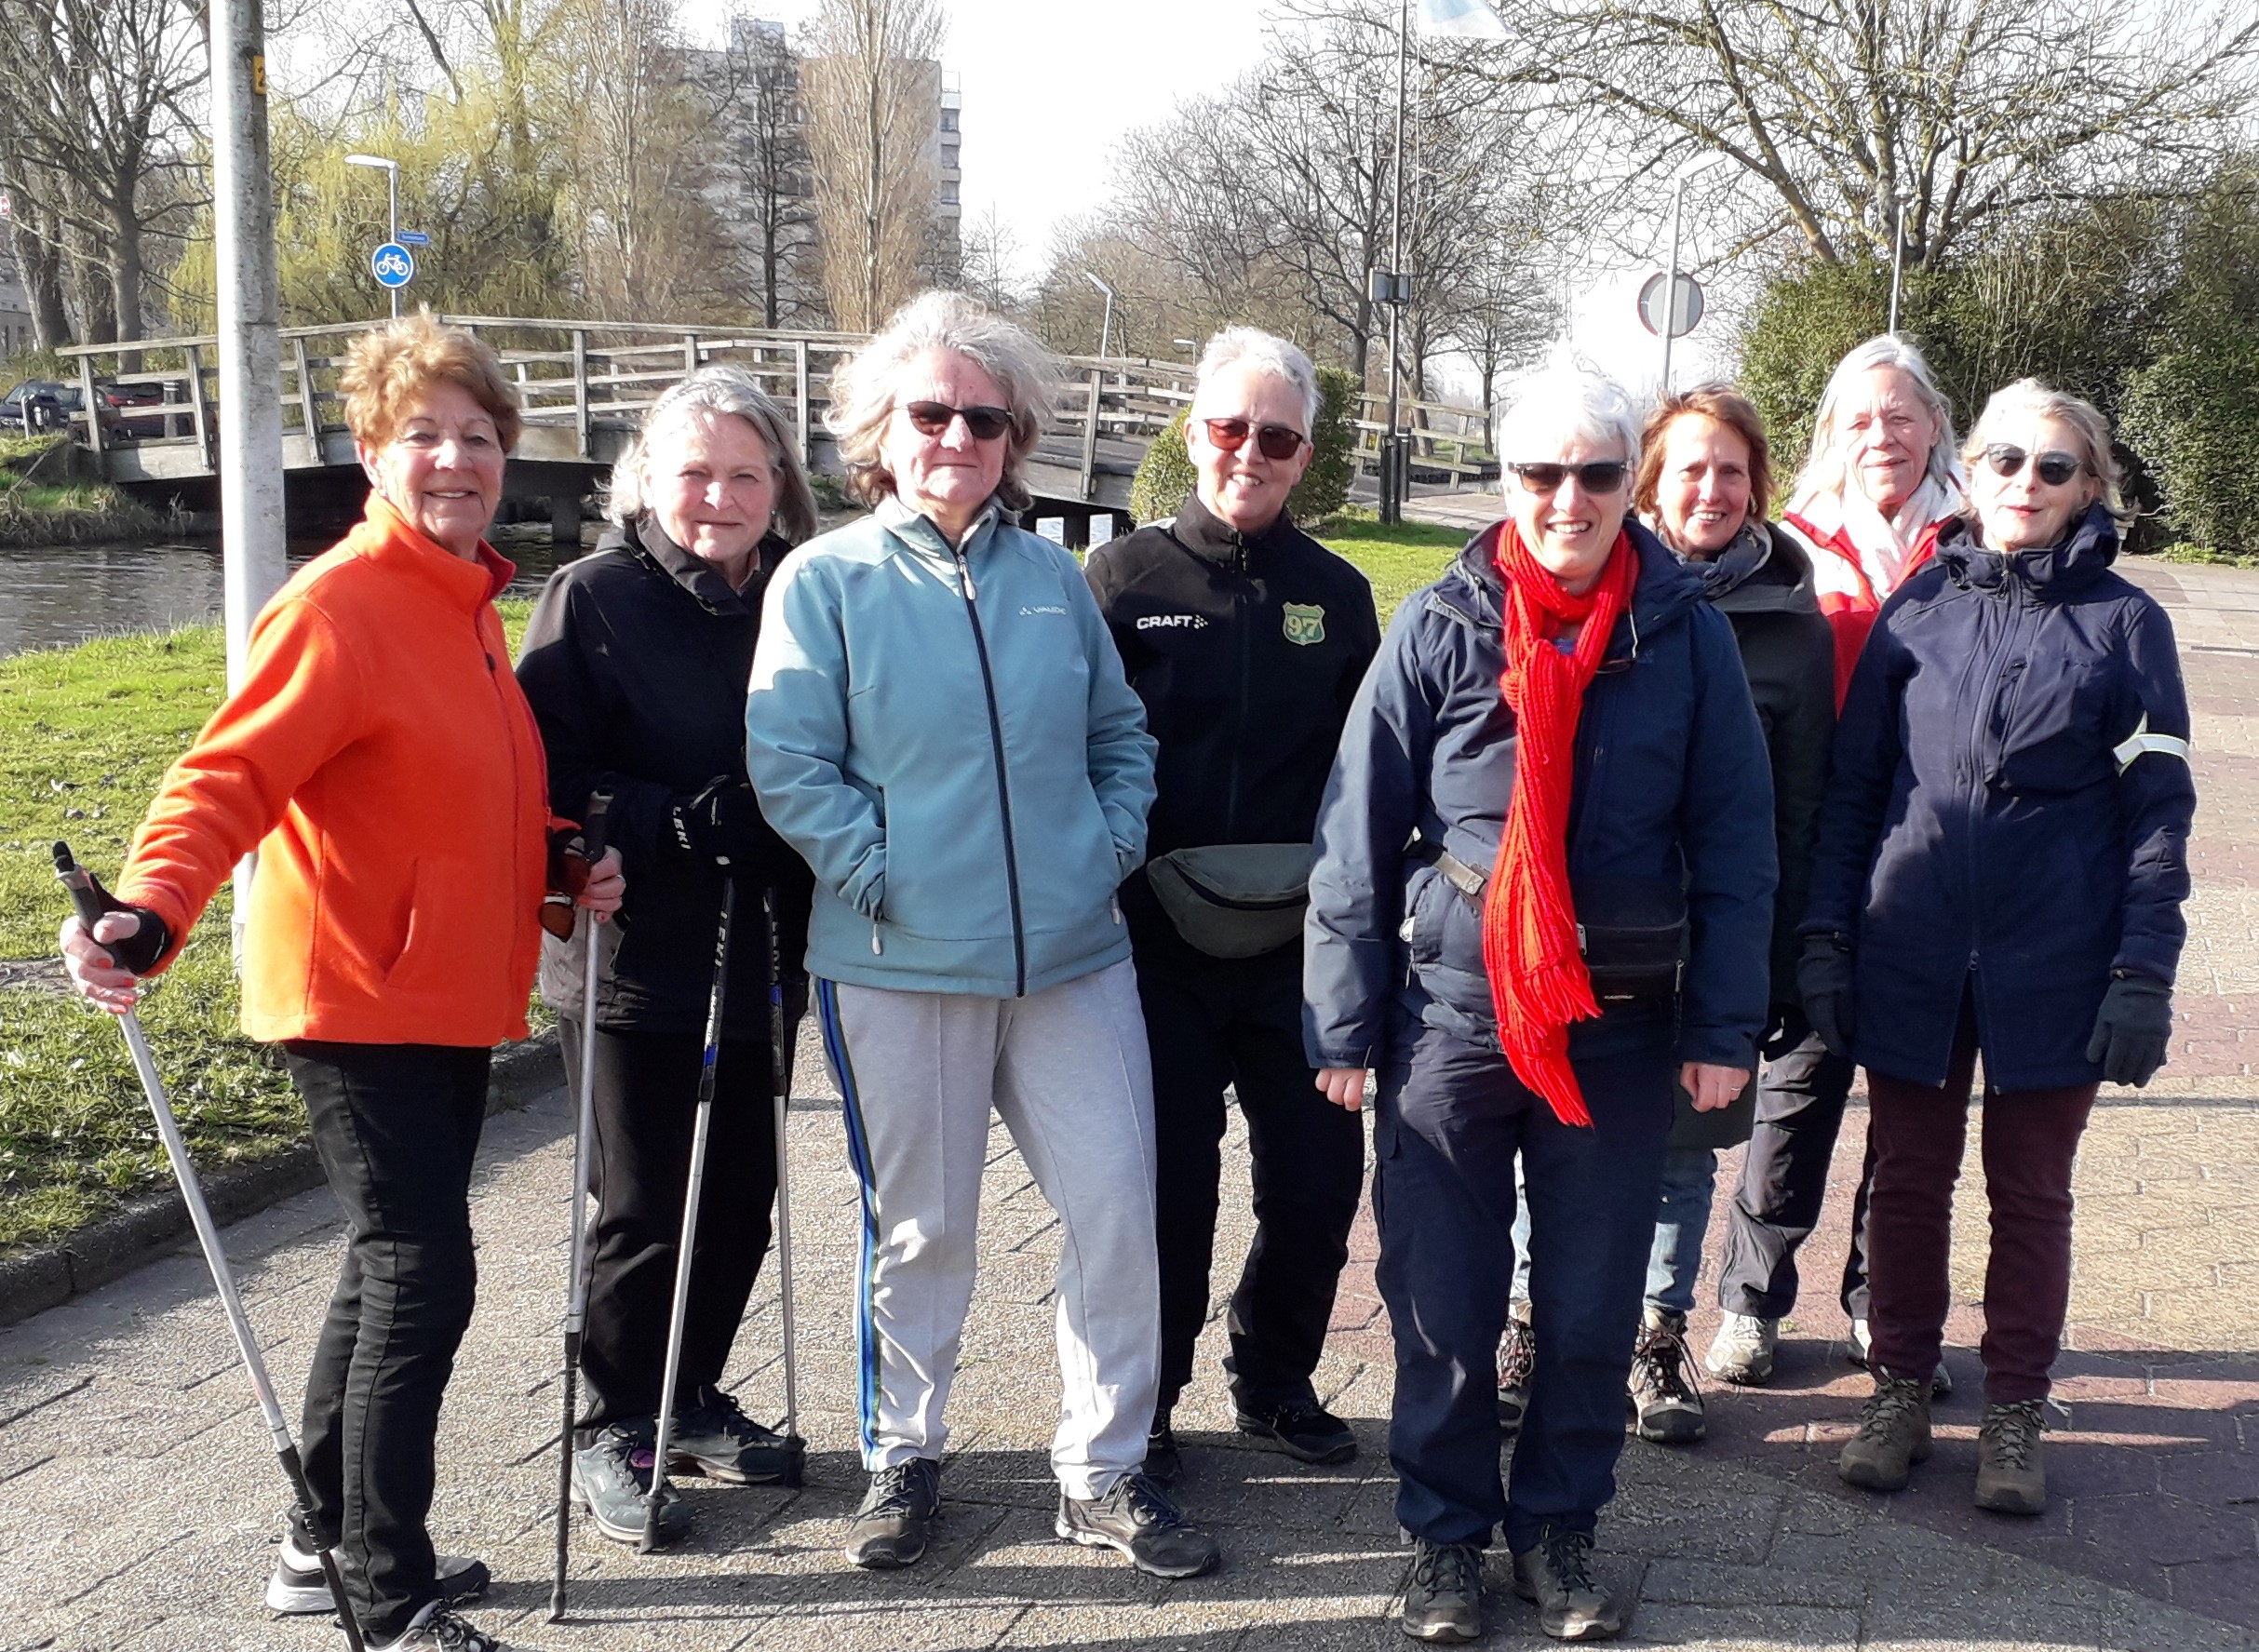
2, 555, 2253, 1650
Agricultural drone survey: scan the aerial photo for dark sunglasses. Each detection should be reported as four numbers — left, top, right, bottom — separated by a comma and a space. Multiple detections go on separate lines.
1202, 418, 1308, 461
1509, 460, 1629, 496
901, 400, 1014, 440
1983, 445, 2086, 487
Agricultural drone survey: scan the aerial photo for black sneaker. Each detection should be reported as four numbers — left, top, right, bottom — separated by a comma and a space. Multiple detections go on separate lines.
1145, 1408, 1182, 1485
845, 1458, 941, 1569
1401, 1538, 1483, 1642
1626, 1307, 1705, 1445
266, 1537, 490, 1615
1511, 1524, 1625, 1641
571, 1420, 692, 1547
367, 1604, 508, 1651
1233, 1393, 1356, 1465
1056, 1472, 1221, 1578
669, 1389, 799, 1484
1497, 1311, 1537, 1432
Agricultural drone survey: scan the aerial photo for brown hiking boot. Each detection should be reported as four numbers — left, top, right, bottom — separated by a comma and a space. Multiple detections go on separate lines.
1974, 1400, 2048, 1514
1836, 1374, 1932, 1492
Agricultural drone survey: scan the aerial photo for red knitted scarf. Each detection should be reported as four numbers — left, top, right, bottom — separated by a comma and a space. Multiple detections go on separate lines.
1482, 523, 1635, 1126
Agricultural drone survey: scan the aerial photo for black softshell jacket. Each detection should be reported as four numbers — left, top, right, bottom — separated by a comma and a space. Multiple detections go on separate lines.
517, 517, 812, 1038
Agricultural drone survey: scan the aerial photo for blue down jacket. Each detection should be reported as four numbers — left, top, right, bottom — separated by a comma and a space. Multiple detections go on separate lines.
1304, 521, 1777, 1076
1802, 504, 2196, 1089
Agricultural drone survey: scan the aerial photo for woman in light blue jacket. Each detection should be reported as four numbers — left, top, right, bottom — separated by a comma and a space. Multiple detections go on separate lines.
746, 291, 1217, 1581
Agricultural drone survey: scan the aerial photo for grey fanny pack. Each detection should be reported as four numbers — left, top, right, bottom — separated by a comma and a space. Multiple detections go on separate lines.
1144, 843, 1315, 960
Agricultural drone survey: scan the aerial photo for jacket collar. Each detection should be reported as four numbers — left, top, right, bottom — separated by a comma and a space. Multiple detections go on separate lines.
1661, 521, 1823, 616
359, 492, 514, 609
1168, 490, 1296, 570
876, 491, 1002, 562
1936, 500, 2120, 596
616, 512, 783, 616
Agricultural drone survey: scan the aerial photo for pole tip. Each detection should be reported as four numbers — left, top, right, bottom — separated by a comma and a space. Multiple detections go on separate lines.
52, 840, 75, 875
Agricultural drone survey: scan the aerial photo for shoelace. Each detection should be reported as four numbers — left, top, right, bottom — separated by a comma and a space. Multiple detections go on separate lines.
1110, 1472, 1186, 1530
1413, 1540, 1481, 1595
420, 1609, 499, 1652
862, 1461, 935, 1517
1541, 1528, 1598, 1594
1498, 1319, 1537, 1389
1981, 1402, 2044, 1469
1634, 1322, 1700, 1403
1858, 1377, 1929, 1439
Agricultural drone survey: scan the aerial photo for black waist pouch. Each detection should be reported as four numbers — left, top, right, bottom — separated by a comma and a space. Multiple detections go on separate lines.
1414, 839, 1687, 1001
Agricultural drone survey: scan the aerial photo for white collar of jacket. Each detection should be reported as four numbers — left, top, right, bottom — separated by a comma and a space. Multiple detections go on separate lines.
874, 491, 1003, 561
1789, 474, 1959, 595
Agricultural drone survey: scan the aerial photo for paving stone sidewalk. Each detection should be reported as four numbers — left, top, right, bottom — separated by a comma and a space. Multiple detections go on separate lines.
3, 551, 2254, 1651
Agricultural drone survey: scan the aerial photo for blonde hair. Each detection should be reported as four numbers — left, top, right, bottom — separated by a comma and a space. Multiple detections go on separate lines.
339, 310, 521, 452
1962, 378, 2131, 533
609, 365, 819, 544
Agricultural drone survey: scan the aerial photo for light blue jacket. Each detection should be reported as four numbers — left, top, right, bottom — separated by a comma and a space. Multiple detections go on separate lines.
746, 498, 1158, 997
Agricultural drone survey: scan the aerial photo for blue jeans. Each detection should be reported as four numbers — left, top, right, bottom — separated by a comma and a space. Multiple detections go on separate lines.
1645, 1146, 1718, 1317
1375, 1017, 1673, 1551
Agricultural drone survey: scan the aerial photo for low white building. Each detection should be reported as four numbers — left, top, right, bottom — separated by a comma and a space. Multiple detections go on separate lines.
0, 214, 34, 362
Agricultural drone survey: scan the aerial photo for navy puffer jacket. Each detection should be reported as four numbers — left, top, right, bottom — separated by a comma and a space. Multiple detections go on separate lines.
1802, 504, 2196, 1089
1304, 521, 1777, 1075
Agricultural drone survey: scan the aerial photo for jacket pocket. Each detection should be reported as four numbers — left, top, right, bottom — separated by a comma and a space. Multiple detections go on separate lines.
1991, 658, 2114, 794
384, 857, 477, 995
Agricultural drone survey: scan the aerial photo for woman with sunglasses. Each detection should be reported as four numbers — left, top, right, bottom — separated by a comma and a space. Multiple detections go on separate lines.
746, 292, 1219, 1580
1307, 364, 1775, 1643
1808, 380, 2193, 1515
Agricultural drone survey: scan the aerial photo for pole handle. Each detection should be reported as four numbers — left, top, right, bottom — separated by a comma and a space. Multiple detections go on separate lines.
52, 841, 107, 930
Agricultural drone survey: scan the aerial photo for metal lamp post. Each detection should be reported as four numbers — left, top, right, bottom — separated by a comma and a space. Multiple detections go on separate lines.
1082, 271, 1117, 358
1660, 150, 1729, 395
344, 154, 400, 319
1888, 194, 1908, 335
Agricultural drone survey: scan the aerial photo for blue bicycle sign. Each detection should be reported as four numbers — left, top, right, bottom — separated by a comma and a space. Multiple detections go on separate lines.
370, 242, 416, 289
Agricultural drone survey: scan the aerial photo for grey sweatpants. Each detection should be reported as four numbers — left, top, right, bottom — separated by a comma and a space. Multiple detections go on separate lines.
814, 958, 1161, 1499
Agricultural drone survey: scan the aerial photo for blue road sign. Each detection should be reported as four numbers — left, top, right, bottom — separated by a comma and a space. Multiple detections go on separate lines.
371, 242, 415, 289
397, 230, 430, 246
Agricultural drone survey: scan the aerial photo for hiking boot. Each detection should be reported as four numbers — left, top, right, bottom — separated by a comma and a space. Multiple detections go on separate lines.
1145, 1408, 1182, 1485
1400, 1538, 1483, 1642
1974, 1400, 2049, 1515
571, 1421, 692, 1546
1056, 1472, 1220, 1578
1234, 1393, 1357, 1465
1511, 1524, 1625, 1641
669, 1389, 798, 1484
1626, 1307, 1705, 1445
1849, 1318, 1952, 1398
1703, 1311, 1777, 1386
367, 1604, 509, 1651
1836, 1374, 1933, 1492
266, 1537, 489, 1615
845, 1457, 940, 1569
1497, 1310, 1537, 1432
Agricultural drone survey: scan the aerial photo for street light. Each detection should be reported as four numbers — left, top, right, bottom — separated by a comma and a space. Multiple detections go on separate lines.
344, 153, 400, 318
1888, 193, 1908, 335
1082, 271, 1116, 358
1659, 150, 1729, 395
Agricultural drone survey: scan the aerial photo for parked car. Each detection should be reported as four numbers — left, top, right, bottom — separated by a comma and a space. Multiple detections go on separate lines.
2, 376, 169, 441
1, 379, 76, 435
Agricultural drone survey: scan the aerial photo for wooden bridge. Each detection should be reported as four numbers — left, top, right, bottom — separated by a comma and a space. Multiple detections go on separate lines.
56, 316, 1498, 543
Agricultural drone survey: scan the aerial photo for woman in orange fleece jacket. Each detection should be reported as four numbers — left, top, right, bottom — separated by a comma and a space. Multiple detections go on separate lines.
58, 315, 620, 1652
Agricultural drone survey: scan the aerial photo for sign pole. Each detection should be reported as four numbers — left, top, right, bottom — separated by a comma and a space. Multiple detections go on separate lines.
1660, 171, 1688, 396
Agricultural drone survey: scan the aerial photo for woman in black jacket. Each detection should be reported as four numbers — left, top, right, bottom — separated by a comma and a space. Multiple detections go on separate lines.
517, 367, 818, 1546
1805, 380, 2194, 1516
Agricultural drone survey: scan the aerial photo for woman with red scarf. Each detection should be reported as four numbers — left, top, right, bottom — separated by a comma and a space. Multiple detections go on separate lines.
1306, 366, 1775, 1645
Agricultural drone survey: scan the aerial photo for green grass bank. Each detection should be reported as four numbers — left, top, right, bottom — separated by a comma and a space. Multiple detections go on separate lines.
0, 435, 164, 547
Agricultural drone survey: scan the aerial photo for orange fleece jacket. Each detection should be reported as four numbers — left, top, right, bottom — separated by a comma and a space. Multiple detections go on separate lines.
118, 495, 551, 1046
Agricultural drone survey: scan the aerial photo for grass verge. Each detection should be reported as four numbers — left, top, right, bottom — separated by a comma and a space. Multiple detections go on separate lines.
0, 433, 162, 545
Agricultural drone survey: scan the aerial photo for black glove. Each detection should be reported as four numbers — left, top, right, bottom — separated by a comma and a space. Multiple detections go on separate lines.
2086, 972, 2172, 1087
74, 869, 170, 975
1797, 933, 1857, 1062
1761, 1001, 1810, 1063
668, 776, 770, 871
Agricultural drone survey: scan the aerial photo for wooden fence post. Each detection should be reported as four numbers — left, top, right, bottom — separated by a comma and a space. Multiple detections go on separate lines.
573, 330, 592, 460
292, 336, 319, 444
186, 343, 213, 470
75, 354, 104, 459
1078, 368, 1102, 502
794, 339, 811, 463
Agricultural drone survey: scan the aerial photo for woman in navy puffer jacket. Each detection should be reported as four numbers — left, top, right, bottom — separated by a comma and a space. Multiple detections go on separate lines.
1803, 380, 2194, 1518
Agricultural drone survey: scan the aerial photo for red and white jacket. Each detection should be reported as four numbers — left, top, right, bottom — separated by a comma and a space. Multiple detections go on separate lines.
1780, 477, 1962, 707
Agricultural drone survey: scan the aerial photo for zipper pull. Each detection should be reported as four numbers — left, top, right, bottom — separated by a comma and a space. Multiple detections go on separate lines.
954, 545, 975, 602
1111, 897, 1123, 925
871, 918, 883, 956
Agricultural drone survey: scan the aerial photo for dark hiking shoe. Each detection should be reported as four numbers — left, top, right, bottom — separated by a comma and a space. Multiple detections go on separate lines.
1400, 1538, 1483, 1642
266, 1537, 489, 1615
669, 1389, 798, 1484
1145, 1408, 1182, 1485
1512, 1525, 1625, 1641
1703, 1311, 1777, 1386
1234, 1394, 1357, 1465
571, 1421, 692, 1546
1974, 1400, 2049, 1515
367, 1604, 509, 1651
1497, 1310, 1537, 1432
1626, 1307, 1705, 1444
1836, 1374, 1933, 1492
1849, 1317, 1953, 1397
1056, 1472, 1220, 1578
845, 1458, 940, 1569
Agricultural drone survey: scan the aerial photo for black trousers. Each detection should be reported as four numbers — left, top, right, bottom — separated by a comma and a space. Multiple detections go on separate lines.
1715, 1029, 1872, 1321
284, 1040, 491, 1643
1136, 943, 1365, 1413
558, 1021, 776, 1436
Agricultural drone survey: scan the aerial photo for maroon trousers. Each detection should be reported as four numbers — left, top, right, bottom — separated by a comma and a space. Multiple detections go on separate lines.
1863, 1002, 2098, 1405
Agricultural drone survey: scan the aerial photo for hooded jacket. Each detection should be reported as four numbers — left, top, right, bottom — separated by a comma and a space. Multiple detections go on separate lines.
1304, 519, 1777, 1077
746, 497, 1158, 998
1803, 504, 2196, 1090
516, 516, 813, 1038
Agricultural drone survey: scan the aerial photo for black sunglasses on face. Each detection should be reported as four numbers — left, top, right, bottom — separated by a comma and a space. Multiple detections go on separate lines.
1509, 460, 1629, 496
1202, 418, 1309, 461
902, 400, 1014, 441
1983, 445, 2086, 487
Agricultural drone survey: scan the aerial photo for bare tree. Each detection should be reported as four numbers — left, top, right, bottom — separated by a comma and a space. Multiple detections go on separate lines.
956, 203, 1021, 314
702, 13, 823, 328
800, 0, 946, 332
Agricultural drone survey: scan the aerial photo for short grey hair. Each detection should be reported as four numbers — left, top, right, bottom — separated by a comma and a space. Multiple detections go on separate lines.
1795, 333, 1964, 504
609, 365, 819, 544
1962, 377, 2131, 533
827, 289, 1061, 513
1192, 327, 1319, 432
1495, 364, 1643, 475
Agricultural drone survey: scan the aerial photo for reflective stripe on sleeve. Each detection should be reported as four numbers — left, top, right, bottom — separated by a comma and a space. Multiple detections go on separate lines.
2115, 715, 2192, 774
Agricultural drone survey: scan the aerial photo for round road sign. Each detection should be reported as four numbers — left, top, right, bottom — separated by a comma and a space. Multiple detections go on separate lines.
370, 242, 416, 289
1637, 272, 1705, 339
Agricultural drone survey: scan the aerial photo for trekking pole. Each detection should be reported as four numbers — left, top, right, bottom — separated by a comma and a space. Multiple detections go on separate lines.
764, 886, 806, 1486
52, 842, 369, 1652
643, 876, 736, 1551
549, 792, 612, 1623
